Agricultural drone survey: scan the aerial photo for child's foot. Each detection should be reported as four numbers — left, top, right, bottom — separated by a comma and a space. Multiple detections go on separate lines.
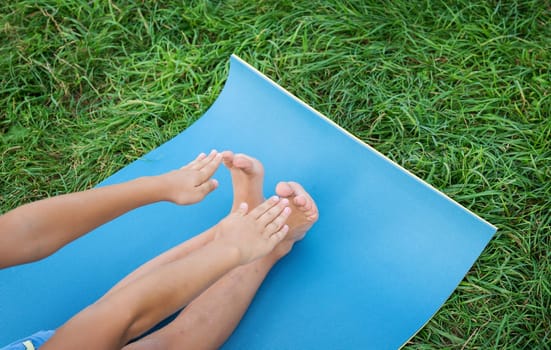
222, 152, 264, 211
273, 181, 319, 256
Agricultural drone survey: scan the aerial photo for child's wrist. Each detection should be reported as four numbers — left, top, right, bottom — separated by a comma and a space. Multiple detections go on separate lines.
136, 175, 169, 203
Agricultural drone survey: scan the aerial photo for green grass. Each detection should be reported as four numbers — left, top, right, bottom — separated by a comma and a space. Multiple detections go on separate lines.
1, 0, 549, 348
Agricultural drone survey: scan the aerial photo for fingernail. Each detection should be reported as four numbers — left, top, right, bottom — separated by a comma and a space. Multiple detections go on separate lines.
210, 149, 217, 154
271, 195, 279, 202
283, 207, 291, 214
281, 198, 289, 205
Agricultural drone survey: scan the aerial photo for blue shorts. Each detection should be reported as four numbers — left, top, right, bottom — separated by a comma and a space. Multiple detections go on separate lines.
0, 331, 55, 350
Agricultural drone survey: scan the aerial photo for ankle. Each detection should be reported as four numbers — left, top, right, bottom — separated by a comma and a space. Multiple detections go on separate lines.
271, 241, 294, 260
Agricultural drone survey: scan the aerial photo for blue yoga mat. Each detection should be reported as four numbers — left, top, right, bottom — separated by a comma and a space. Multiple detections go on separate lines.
0, 55, 496, 349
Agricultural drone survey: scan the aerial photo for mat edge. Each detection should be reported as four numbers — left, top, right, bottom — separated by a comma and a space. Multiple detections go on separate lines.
230, 54, 497, 233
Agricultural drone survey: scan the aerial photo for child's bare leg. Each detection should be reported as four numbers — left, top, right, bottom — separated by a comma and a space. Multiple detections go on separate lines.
125, 154, 318, 350
43, 196, 291, 350
102, 228, 216, 299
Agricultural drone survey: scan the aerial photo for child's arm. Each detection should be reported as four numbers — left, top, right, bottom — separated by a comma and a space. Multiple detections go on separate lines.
0, 151, 222, 268
41, 198, 291, 350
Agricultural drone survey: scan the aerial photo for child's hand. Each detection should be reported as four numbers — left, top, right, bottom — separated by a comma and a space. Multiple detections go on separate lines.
157, 150, 223, 205
215, 196, 291, 264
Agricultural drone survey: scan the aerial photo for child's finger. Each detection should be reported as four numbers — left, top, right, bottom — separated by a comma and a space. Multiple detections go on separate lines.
181, 152, 207, 169
236, 202, 248, 216
198, 153, 223, 182
190, 150, 217, 170
269, 225, 289, 246
257, 200, 288, 228
264, 207, 291, 235
250, 196, 280, 219
196, 179, 218, 197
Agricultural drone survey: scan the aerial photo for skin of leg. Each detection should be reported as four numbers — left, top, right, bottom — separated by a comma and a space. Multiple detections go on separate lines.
123, 248, 284, 350
103, 226, 217, 299
42, 197, 291, 350
125, 154, 318, 350
124, 152, 268, 350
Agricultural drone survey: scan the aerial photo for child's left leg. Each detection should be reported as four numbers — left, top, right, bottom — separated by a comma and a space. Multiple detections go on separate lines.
124, 154, 318, 350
